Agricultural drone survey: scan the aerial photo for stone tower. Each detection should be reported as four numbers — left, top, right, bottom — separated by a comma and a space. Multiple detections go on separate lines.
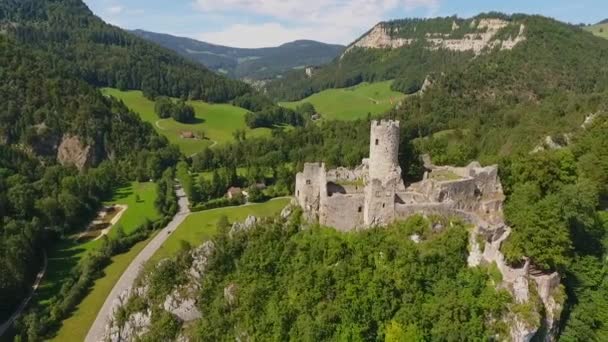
364, 120, 402, 226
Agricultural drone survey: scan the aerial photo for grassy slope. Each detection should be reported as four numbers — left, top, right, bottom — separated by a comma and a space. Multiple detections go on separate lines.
106, 182, 161, 236
280, 80, 405, 121
36, 182, 159, 305
585, 23, 608, 39
102, 88, 270, 155
151, 198, 290, 262
49, 237, 153, 342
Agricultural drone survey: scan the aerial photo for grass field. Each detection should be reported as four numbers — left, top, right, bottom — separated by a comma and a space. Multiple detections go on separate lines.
280, 81, 405, 121
105, 182, 160, 236
151, 198, 291, 262
36, 182, 159, 305
585, 23, 608, 39
49, 237, 153, 342
102, 88, 271, 155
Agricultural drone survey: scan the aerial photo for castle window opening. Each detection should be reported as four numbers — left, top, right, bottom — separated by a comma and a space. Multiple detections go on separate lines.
358, 206, 362, 213
306, 179, 311, 185
375, 139, 379, 146
382, 203, 386, 208
297, 190, 300, 196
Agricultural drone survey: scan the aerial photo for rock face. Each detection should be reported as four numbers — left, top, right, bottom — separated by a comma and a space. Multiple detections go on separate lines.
343, 18, 526, 57
229, 215, 258, 237
57, 135, 95, 170
101, 241, 215, 342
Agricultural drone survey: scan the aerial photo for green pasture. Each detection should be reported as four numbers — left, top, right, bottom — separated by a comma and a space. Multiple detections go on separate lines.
101, 88, 270, 155
151, 198, 291, 262
105, 182, 160, 236
49, 237, 153, 342
585, 23, 608, 39
280, 81, 405, 121
36, 182, 159, 306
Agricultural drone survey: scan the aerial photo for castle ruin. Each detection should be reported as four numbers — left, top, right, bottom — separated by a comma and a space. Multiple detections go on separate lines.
295, 120, 563, 340
295, 120, 505, 231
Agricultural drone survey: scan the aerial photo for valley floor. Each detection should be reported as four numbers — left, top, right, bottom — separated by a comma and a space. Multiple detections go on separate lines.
102, 88, 271, 156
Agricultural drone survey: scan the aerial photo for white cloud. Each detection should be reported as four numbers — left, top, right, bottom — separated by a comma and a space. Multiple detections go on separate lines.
107, 5, 124, 14
192, 0, 440, 47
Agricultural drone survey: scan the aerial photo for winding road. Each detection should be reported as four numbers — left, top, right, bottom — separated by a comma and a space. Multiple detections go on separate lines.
85, 186, 191, 342
0, 251, 48, 337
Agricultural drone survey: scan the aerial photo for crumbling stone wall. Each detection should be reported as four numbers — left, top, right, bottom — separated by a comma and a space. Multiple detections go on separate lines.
320, 194, 365, 231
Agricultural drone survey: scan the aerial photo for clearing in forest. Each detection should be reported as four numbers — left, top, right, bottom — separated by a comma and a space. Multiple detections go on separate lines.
280, 80, 405, 121
150, 198, 291, 262
102, 88, 271, 156
36, 183, 159, 339
585, 23, 608, 39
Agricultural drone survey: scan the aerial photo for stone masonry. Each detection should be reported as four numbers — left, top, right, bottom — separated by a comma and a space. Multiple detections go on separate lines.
295, 120, 563, 341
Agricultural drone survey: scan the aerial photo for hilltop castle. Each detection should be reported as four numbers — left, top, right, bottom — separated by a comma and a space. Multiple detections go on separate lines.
295, 120, 506, 231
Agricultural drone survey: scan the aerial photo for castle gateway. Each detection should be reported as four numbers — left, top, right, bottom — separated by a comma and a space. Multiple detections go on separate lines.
295, 120, 506, 231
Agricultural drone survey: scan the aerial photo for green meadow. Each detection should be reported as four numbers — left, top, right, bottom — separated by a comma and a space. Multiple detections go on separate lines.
36, 182, 159, 310
280, 80, 405, 121
49, 237, 152, 342
585, 23, 608, 39
102, 88, 271, 156
106, 182, 161, 236
151, 198, 291, 262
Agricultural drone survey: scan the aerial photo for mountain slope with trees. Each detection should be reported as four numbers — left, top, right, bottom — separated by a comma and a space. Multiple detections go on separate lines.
0, 0, 249, 102
131, 30, 345, 80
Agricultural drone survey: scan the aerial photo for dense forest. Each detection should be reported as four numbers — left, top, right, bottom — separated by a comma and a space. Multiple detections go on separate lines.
1, 2, 607, 340
0, 0, 250, 103
198, 215, 511, 341
131, 30, 345, 80
0, 30, 182, 332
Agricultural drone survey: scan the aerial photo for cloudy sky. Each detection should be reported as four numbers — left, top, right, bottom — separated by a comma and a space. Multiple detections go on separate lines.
83, 0, 607, 48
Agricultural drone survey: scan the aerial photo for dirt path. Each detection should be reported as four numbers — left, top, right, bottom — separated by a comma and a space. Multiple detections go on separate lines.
0, 251, 48, 337
85, 186, 190, 342
94, 205, 128, 241
154, 120, 166, 131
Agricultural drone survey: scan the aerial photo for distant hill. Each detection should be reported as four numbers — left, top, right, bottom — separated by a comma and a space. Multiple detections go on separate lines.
585, 21, 608, 39
130, 30, 345, 80
266, 13, 608, 158
0, 0, 249, 102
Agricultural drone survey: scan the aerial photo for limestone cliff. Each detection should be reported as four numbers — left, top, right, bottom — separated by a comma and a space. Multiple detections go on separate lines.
57, 135, 96, 170
102, 242, 215, 342
343, 18, 526, 57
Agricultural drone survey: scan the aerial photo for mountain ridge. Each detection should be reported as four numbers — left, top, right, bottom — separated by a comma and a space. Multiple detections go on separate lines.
131, 29, 345, 80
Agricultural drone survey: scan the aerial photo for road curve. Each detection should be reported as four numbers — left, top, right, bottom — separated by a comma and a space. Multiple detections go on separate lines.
85, 186, 190, 342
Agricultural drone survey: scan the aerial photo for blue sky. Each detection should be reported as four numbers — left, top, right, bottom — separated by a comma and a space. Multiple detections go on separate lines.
83, 0, 608, 48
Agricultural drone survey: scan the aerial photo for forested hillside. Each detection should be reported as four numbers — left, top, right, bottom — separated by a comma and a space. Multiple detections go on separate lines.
0, 30, 180, 328
132, 30, 345, 80
0, 0, 249, 102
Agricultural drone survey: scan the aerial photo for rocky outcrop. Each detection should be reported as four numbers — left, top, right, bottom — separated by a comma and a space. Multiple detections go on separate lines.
229, 215, 258, 237
101, 241, 215, 342
469, 225, 564, 341
343, 19, 526, 57
57, 135, 95, 170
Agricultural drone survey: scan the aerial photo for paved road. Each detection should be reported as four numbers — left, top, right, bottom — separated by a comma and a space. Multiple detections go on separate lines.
0, 251, 48, 337
85, 186, 190, 342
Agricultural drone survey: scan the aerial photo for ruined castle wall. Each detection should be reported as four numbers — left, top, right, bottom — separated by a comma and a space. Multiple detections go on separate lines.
396, 192, 429, 205
295, 163, 325, 221
325, 166, 368, 183
327, 182, 364, 196
364, 178, 398, 226
319, 194, 365, 232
